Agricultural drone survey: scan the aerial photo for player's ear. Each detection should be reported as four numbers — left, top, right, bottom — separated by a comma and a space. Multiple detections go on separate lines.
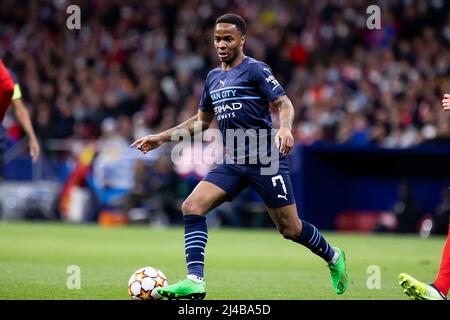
241, 34, 246, 46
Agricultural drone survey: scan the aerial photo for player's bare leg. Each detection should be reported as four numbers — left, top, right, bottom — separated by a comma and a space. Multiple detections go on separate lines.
266, 203, 301, 240
267, 203, 349, 295
158, 181, 228, 300
181, 181, 229, 216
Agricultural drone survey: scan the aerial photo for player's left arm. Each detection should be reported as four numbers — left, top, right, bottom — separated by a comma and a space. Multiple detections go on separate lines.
11, 97, 40, 162
273, 95, 295, 156
252, 63, 295, 156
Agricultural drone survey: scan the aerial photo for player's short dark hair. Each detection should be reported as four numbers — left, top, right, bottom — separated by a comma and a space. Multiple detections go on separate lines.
215, 13, 246, 36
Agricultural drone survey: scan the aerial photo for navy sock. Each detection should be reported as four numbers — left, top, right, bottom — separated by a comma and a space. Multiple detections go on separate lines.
296, 220, 335, 263
184, 214, 208, 279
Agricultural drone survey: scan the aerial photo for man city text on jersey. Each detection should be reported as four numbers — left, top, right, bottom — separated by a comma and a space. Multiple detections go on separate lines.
199, 57, 285, 164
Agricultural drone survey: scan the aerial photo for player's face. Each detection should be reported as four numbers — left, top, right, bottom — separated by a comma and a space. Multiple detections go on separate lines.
214, 23, 245, 63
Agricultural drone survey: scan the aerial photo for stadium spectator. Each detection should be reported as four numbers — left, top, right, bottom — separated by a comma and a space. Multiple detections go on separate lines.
432, 186, 450, 235
122, 156, 180, 226
91, 117, 136, 206
373, 180, 422, 234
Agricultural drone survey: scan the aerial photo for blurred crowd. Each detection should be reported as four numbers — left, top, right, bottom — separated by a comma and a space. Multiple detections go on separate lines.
1, 0, 450, 148
1, 0, 450, 226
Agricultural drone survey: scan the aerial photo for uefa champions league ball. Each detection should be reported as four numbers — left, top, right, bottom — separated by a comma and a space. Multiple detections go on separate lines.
128, 267, 168, 300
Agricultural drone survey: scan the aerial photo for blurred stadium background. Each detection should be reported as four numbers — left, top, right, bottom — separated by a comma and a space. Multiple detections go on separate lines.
1, 2, 450, 237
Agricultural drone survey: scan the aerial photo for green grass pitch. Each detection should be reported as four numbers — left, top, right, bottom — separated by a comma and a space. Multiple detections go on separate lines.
0, 222, 446, 300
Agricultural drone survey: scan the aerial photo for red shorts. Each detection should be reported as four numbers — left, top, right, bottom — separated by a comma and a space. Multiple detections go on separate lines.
0, 59, 14, 121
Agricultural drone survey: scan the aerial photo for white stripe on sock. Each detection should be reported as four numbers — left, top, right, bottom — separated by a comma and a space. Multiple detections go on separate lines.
308, 228, 317, 245
185, 240, 207, 246
185, 245, 205, 251
187, 261, 204, 266
310, 229, 321, 249
185, 231, 208, 238
185, 235, 208, 241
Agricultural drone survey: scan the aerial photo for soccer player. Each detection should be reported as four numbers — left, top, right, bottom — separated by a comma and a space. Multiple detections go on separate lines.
0, 59, 40, 180
131, 13, 348, 299
398, 93, 450, 300
0, 59, 14, 122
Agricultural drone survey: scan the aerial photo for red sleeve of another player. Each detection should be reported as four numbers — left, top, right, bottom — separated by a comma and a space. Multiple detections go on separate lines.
0, 59, 14, 84
0, 59, 15, 121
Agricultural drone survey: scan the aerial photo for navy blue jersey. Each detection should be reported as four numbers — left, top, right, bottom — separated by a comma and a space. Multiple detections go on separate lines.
199, 57, 285, 164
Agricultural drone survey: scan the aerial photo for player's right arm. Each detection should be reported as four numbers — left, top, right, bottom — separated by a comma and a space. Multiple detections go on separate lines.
443, 93, 450, 111
130, 110, 214, 154
11, 97, 40, 162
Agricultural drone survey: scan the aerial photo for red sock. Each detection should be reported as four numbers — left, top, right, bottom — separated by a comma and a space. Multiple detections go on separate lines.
433, 224, 450, 297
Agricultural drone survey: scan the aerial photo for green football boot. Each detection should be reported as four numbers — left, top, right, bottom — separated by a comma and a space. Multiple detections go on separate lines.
157, 278, 206, 300
398, 273, 446, 300
328, 247, 348, 295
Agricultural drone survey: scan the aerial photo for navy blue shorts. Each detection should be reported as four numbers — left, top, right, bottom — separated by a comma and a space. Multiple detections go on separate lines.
203, 157, 296, 208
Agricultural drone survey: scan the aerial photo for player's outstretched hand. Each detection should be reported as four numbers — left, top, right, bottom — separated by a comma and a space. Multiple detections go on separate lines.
443, 93, 450, 111
275, 127, 294, 156
130, 135, 164, 154
29, 138, 40, 163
